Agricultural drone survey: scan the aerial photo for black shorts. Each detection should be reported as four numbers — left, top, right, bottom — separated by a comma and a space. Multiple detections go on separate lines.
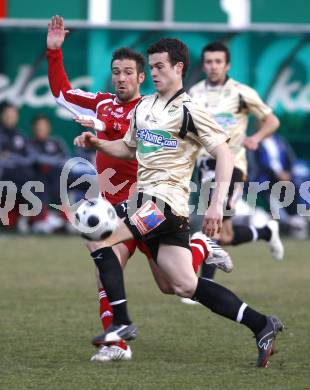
199, 158, 245, 220
115, 192, 190, 261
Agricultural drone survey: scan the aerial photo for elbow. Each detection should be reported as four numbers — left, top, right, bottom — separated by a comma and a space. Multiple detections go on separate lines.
274, 116, 280, 131
125, 151, 136, 160
125, 146, 136, 160
270, 114, 280, 133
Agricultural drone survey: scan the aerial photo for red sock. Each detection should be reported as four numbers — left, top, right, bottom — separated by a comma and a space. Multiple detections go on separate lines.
190, 238, 209, 273
98, 288, 127, 350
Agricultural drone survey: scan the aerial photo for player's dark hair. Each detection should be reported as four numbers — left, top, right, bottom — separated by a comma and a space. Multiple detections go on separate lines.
147, 38, 189, 77
32, 114, 50, 127
201, 41, 230, 64
111, 47, 145, 74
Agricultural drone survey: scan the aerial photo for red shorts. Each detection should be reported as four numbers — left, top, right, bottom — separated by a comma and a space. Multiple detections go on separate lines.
123, 239, 152, 261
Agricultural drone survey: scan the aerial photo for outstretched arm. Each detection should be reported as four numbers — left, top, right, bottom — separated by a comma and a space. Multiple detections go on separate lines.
74, 131, 136, 160
47, 15, 104, 116
47, 15, 69, 50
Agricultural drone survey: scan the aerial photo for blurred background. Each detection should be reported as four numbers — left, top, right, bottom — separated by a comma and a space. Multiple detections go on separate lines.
0, 0, 310, 237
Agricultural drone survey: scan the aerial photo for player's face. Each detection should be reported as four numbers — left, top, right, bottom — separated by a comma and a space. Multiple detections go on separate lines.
202, 51, 230, 86
111, 59, 144, 102
149, 52, 183, 96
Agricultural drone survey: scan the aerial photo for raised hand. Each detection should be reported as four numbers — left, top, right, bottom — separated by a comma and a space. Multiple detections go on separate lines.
47, 15, 69, 50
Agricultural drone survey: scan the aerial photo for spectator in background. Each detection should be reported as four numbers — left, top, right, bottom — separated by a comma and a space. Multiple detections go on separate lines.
252, 134, 309, 239
0, 102, 35, 229
30, 114, 70, 233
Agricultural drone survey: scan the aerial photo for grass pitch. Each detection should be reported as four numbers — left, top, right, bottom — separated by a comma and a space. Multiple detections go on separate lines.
0, 236, 309, 390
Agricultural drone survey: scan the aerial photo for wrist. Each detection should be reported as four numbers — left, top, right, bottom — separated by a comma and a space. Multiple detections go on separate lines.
47, 48, 62, 57
209, 199, 223, 211
92, 118, 105, 132
252, 133, 262, 144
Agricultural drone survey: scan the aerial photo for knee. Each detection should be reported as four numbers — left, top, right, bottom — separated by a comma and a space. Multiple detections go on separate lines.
157, 282, 175, 295
173, 281, 196, 298
86, 240, 106, 252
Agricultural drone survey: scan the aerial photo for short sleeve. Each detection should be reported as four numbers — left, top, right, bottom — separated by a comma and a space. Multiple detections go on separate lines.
239, 84, 272, 120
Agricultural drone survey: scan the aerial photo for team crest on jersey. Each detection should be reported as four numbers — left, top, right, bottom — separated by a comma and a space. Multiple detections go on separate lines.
168, 104, 179, 115
136, 129, 178, 154
130, 200, 166, 235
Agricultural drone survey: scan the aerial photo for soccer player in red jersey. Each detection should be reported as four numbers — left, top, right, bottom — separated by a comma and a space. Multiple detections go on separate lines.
47, 16, 231, 362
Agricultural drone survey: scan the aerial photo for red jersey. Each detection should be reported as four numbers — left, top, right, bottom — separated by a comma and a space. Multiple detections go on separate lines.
47, 48, 139, 205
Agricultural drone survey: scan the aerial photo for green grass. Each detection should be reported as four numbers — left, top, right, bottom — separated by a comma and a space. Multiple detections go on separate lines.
0, 236, 309, 390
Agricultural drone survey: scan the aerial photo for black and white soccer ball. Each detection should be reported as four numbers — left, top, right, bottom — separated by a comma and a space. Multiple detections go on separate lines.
75, 197, 118, 241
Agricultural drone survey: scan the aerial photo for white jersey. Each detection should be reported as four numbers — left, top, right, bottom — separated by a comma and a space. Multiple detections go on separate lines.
123, 89, 228, 216
189, 77, 272, 175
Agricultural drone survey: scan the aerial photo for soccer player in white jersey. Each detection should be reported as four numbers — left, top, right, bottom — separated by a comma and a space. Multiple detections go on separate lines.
75, 38, 283, 368
47, 16, 232, 362
189, 42, 284, 280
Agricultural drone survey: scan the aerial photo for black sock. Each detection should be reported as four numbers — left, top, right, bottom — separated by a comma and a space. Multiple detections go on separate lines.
91, 247, 131, 325
192, 277, 244, 321
192, 277, 266, 334
241, 307, 267, 335
200, 262, 217, 279
256, 226, 272, 241
231, 225, 272, 245
231, 225, 254, 245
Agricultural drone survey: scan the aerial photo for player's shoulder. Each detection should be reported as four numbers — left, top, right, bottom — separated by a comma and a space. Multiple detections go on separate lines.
136, 93, 157, 108
228, 78, 257, 95
182, 92, 205, 112
141, 93, 157, 103
182, 92, 216, 124
95, 93, 116, 110
97, 92, 115, 101
188, 80, 206, 96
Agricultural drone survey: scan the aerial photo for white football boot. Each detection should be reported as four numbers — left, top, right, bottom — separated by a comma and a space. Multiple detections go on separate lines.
191, 232, 234, 273
90, 345, 132, 362
266, 220, 284, 261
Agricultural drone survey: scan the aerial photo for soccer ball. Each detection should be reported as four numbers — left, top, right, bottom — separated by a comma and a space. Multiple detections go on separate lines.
75, 197, 118, 241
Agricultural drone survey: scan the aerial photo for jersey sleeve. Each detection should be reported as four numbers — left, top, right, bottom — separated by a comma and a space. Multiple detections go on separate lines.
187, 102, 229, 153
122, 115, 137, 148
47, 48, 107, 117
238, 83, 272, 120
